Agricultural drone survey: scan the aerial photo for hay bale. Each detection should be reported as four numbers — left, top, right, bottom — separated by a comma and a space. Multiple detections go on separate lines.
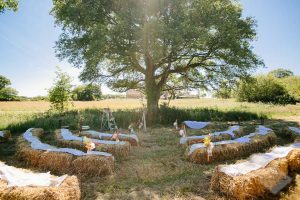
0, 176, 80, 200
16, 128, 114, 177
72, 155, 114, 176
211, 158, 290, 199
182, 126, 246, 145
80, 131, 139, 146
55, 129, 131, 157
187, 132, 276, 164
287, 148, 300, 172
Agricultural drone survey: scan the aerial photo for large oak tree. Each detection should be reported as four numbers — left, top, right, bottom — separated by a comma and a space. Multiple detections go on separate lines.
52, 0, 263, 123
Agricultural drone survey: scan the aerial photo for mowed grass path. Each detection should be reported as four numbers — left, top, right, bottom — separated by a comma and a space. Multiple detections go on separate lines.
1, 98, 300, 120
81, 128, 219, 200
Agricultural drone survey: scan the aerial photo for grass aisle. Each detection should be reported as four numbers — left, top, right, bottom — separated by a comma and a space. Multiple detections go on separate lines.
81, 128, 219, 200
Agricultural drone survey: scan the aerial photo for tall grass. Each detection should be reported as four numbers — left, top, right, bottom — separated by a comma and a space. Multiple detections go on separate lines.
0, 105, 262, 134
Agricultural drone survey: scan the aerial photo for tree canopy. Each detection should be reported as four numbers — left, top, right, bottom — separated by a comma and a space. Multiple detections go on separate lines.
52, 0, 263, 123
268, 68, 294, 78
0, 0, 18, 13
0, 75, 11, 90
72, 84, 102, 101
48, 69, 73, 113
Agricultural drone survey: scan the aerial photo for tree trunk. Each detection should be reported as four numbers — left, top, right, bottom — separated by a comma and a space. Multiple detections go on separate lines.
146, 84, 160, 125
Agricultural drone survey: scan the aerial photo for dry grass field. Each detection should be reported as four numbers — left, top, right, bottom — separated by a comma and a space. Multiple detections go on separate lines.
0, 98, 300, 120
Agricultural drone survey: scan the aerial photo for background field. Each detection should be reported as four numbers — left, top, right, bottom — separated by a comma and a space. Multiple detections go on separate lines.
1, 98, 299, 126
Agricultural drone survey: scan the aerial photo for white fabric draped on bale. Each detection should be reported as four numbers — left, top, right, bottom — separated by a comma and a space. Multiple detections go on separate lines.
23, 128, 112, 157
60, 129, 127, 145
188, 125, 272, 155
288, 126, 300, 135
0, 161, 67, 187
183, 121, 211, 129
180, 125, 240, 144
86, 130, 139, 142
220, 143, 300, 177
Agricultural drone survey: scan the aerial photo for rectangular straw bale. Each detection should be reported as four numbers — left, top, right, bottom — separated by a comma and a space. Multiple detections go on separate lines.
0, 176, 80, 200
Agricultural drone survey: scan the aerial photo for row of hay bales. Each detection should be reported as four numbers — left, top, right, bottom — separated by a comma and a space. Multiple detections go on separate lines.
80, 130, 139, 146
17, 128, 115, 177
55, 129, 131, 157
1, 127, 139, 200
180, 125, 247, 145
210, 126, 300, 199
186, 125, 276, 164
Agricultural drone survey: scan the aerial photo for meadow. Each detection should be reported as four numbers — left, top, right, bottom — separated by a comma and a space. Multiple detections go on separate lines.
0, 98, 300, 199
1, 98, 300, 131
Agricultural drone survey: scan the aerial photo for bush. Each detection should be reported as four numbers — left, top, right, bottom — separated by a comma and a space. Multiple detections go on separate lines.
235, 76, 297, 105
72, 84, 102, 101
0, 87, 18, 101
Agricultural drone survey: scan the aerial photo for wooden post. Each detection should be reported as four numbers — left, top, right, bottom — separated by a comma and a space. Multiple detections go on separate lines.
143, 109, 147, 132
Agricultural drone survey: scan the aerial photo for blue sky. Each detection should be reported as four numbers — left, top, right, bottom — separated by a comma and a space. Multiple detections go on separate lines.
0, 0, 299, 97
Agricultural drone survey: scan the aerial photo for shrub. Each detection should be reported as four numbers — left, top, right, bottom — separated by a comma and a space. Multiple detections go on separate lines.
0, 87, 18, 101
235, 76, 297, 105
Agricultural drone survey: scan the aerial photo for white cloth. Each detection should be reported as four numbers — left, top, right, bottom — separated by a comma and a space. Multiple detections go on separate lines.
179, 129, 186, 137
61, 129, 127, 145
23, 129, 112, 157
0, 131, 4, 138
184, 121, 211, 129
180, 126, 240, 144
87, 130, 139, 142
0, 162, 67, 187
288, 126, 300, 135
188, 126, 272, 155
220, 143, 300, 177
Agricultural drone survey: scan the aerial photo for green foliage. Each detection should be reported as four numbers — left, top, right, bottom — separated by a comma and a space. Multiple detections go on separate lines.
0, 75, 11, 89
0, 87, 18, 101
235, 76, 297, 105
72, 84, 102, 101
268, 68, 294, 78
48, 69, 73, 113
277, 76, 300, 102
0, 0, 18, 13
213, 81, 232, 99
0, 75, 18, 101
52, 0, 263, 121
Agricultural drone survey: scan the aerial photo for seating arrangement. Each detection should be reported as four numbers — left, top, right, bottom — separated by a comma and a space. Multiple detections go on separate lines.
17, 128, 115, 176
55, 129, 131, 157
211, 143, 300, 199
180, 125, 240, 145
80, 130, 139, 146
187, 126, 277, 164
0, 161, 80, 200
